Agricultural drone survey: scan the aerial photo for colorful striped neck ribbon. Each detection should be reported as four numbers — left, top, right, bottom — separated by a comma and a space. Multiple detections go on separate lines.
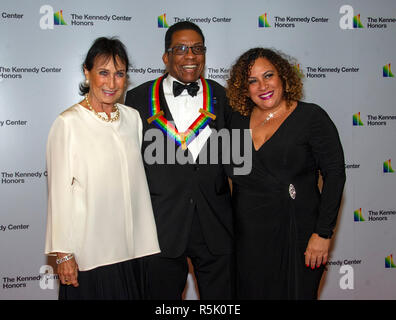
147, 75, 216, 150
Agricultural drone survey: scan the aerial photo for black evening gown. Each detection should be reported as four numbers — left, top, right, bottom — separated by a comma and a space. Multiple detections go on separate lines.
59, 258, 145, 300
227, 101, 345, 300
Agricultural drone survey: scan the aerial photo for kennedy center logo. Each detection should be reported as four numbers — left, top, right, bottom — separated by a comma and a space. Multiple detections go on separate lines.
293, 64, 304, 78
158, 13, 169, 28
383, 159, 394, 173
385, 254, 396, 268
353, 14, 364, 28
383, 63, 394, 78
354, 208, 365, 222
258, 13, 270, 28
353, 112, 364, 126
39, 5, 67, 29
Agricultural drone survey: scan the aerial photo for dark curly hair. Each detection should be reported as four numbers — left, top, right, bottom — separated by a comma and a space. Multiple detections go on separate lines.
226, 48, 303, 116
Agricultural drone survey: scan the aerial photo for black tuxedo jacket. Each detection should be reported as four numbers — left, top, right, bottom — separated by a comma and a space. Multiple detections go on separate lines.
125, 76, 233, 258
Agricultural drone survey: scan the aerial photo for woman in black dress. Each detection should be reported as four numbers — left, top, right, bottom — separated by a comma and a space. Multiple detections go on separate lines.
226, 48, 346, 299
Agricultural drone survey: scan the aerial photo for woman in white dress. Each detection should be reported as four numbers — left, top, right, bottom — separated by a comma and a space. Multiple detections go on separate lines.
45, 37, 160, 299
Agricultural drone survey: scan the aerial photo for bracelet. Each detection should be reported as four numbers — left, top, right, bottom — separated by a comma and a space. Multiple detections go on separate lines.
56, 253, 74, 265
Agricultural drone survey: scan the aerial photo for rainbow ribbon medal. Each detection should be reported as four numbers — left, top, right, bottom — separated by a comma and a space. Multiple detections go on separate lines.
147, 75, 216, 150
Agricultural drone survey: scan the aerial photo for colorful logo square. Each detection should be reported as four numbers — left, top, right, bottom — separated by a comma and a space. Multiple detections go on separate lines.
353, 14, 364, 28
385, 254, 396, 268
158, 14, 169, 28
383, 64, 394, 78
54, 10, 67, 25
383, 159, 394, 173
353, 112, 364, 126
258, 13, 270, 28
354, 208, 365, 222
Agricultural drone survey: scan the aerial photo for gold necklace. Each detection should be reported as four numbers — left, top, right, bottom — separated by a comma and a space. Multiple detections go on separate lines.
85, 94, 120, 123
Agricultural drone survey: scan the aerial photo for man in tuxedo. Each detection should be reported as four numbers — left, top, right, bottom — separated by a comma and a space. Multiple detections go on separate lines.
125, 21, 234, 299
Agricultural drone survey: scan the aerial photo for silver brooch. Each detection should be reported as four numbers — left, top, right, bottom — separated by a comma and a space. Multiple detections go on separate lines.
289, 184, 296, 199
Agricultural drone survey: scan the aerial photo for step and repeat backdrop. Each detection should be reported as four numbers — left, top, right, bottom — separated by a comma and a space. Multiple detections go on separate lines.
0, 0, 395, 300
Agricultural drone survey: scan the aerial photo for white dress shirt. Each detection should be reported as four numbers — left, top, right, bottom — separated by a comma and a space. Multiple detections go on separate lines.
45, 103, 160, 271
163, 75, 212, 162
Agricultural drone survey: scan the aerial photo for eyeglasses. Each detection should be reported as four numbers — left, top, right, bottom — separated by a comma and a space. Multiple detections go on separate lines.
167, 45, 207, 55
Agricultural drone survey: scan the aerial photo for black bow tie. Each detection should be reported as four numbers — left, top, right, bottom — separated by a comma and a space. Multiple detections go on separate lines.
173, 81, 199, 97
